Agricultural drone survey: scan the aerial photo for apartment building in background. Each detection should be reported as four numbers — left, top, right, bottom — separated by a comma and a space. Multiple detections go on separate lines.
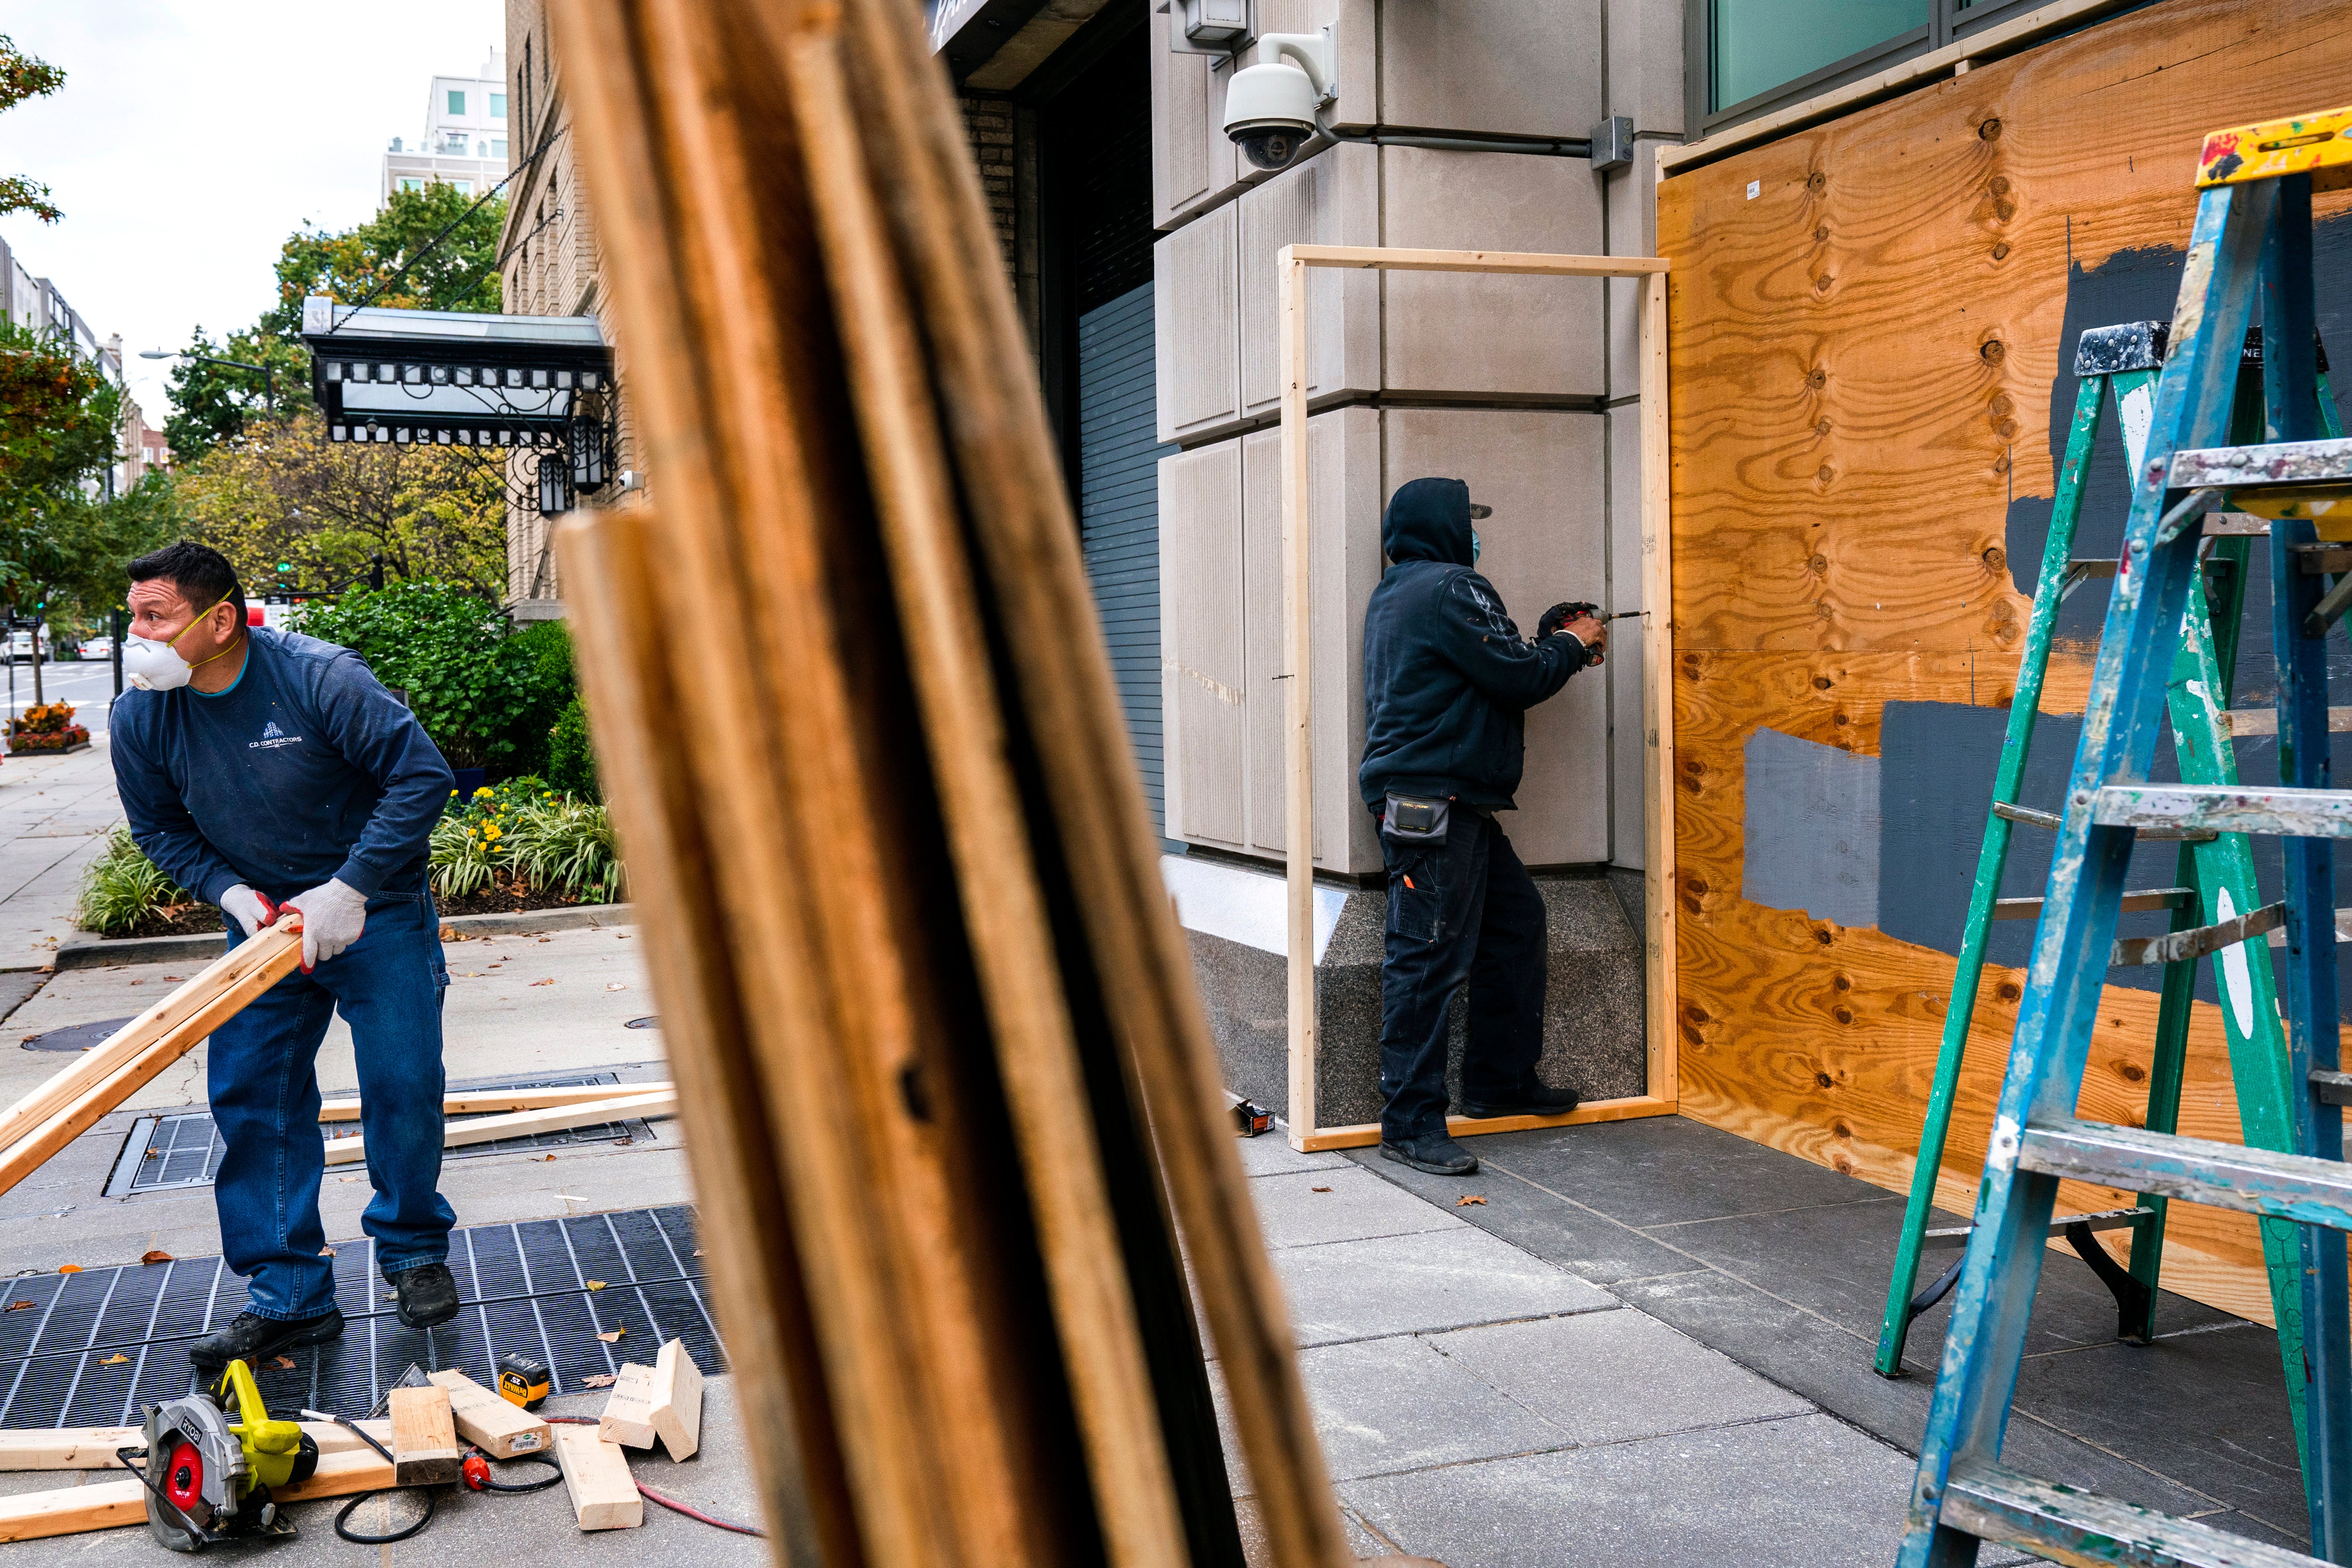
0, 233, 146, 498
383, 49, 512, 204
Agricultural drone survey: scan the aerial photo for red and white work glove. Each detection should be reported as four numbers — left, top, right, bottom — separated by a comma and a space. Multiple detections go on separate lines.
284, 879, 368, 971
219, 885, 277, 940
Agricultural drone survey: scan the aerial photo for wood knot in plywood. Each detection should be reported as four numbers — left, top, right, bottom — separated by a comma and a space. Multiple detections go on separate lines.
1979, 116, 2002, 140
1991, 241, 2011, 261
1816, 463, 1836, 485
1996, 980, 2022, 1002
1683, 1002, 1711, 1025
1814, 274, 1834, 292
1807, 367, 1828, 390
1988, 176, 2011, 197
1815, 1071, 1835, 1088
1832, 1006, 1856, 1025
1981, 545, 2007, 571
1980, 339, 2006, 364
1833, 974, 1853, 992
1814, 417, 1831, 437
1811, 675, 1833, 690
1806, 170, 1827, 195
1813, 225, 1829, 243
1988, 393, 2014, 417
1807, 553, 1828, 576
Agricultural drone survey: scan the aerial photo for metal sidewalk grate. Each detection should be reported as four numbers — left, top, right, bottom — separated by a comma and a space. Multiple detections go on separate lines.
102, 1071, 659, 1197
0, 1204, 719, 1428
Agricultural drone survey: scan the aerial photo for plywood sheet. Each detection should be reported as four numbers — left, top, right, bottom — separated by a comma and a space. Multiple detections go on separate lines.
1655, 0, 2352, 1325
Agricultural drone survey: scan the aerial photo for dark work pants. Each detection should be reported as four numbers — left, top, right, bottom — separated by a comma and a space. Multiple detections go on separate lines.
1377, 811, 1547, 1142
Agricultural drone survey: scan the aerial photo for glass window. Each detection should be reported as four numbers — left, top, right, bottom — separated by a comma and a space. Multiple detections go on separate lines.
490, 92, 507, 118
450, 180, 473, 196
400, 178, 426, 192
491, 139, 509, 159
1711, 0, 1925, 112
447, 88, 467, 116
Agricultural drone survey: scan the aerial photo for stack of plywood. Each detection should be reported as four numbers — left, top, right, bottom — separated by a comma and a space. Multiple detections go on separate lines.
543, 0, 1350, 1562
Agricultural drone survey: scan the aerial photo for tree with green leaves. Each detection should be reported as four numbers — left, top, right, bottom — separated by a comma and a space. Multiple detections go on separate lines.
0, 35, 66, 224
177, 410, 507, 601
164, 183, 506, 461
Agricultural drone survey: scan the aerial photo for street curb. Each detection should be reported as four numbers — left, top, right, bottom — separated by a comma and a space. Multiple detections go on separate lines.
52, 903, 639, 971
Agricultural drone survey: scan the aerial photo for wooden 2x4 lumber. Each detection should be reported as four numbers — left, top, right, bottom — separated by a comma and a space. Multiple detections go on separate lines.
0, 1419, 390, 1471
320, 1089, 675, 1166
824, 0, 1352, 1562
426, 1370, 550, 1459
552, 3, 1067, 1562
1298, 1095, 1678, 1152
1284, 243, 1669, 277
555, 508, 850, 1560
646, 1337, 703, 1461
553, 1421, 642, 1531
0, 927, 305, 1199
779, 22, 1190, 1568
0, 924, 300, 1156
597, 1361, 658, 1449
0, 1446, 393, 1544
388, 1384, 461, 1487
316, 1082, 677, 1121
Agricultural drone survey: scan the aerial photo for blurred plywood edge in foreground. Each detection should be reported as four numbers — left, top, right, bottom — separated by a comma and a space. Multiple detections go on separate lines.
546, 0, 1350, 1564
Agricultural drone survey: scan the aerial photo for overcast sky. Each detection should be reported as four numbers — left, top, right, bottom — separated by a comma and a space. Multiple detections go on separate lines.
0, 1, 505, 424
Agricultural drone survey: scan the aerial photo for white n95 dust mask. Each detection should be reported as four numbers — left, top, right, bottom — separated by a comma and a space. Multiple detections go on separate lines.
124, 597, 237, 692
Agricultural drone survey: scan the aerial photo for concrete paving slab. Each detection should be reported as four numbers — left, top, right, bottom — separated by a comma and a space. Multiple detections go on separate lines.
1609, 1268, 2226, 1521
1251, 1168, 1467, 1251
0, 1374, 768, 1564
1346, 1145, 1698, 1284
1295, 1332, 1575, 1483
1341, 1411, 1908, 1568
1235, 1133, 1351, 1177
1476, 1117, 1895, 1229
1429, 1308, 1813, 1446
1233, 1495, 1393, 1563
1274, 1227, 1616, 1348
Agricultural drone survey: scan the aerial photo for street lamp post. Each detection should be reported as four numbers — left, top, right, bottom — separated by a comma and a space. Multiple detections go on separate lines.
138, 349, 275, 413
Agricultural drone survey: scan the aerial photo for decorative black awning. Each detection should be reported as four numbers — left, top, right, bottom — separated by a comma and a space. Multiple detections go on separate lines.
300, 298, 617, 513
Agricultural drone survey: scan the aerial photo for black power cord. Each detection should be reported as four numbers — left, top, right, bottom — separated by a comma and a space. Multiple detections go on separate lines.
305, 1410, 438, 1545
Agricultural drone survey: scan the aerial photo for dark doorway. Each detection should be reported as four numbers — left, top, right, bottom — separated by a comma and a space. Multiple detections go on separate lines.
1036, 12, 1173, 836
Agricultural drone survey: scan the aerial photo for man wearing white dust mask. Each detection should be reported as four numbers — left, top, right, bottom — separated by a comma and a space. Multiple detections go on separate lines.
110, 542, 461, 1369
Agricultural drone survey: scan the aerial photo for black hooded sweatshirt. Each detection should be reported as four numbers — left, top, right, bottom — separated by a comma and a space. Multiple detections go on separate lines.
1358, 476, 1590, 812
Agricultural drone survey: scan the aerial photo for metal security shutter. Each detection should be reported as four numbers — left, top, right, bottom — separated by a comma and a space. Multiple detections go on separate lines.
1077, 279, 1173, 834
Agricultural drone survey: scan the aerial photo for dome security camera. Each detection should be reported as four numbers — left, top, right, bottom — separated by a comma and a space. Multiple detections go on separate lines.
1223, 30, 1335, 173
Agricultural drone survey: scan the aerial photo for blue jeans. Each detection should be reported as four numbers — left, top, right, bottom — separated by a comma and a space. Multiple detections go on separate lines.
210, 886, 455, 1320
1378, 811, 1548, 1142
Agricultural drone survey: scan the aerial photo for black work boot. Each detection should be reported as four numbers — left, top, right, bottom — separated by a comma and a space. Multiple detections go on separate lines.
388, 1263, 460, 1329
1459, 1080, 1582, 1121
1380, 1131, 1480, 1176
189, 1307, 345, 1370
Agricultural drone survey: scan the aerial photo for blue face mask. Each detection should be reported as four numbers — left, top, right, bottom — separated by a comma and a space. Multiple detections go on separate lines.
1471, 529, 1481, 564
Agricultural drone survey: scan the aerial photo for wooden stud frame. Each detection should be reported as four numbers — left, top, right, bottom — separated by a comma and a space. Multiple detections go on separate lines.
1277, 243, 1679, 1153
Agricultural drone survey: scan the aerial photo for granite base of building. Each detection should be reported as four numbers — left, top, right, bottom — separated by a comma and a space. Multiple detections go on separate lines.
1166, 853, 1646, 1134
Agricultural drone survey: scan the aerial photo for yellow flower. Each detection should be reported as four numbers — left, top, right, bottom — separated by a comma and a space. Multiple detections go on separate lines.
448, 789, 458, 797
474, 786, 494, 798
484, 825, 502, 841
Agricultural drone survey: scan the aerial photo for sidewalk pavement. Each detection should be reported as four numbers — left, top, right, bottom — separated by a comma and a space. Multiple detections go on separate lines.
0, 740, 124, 980
1229, 1132, 2036, 1568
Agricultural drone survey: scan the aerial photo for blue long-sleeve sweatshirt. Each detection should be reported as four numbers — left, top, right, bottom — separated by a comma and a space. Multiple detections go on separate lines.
1358, 477, 1590, 811
110, 627, 455, 905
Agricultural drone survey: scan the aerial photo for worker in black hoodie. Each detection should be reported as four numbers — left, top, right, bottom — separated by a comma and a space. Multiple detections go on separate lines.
1359, 476, 1605, 1176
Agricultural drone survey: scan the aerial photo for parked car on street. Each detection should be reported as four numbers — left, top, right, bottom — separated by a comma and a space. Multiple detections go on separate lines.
5, 628, 50, 663
78, 635, 114, 660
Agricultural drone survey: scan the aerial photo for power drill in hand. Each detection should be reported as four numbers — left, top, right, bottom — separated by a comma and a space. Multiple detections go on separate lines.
1537, 602, 1638, 666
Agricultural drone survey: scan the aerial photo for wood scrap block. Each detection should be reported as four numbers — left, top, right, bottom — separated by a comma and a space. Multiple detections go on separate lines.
597, 1362, 657, 1448
388, 1385, 460, 1486
647, 1338, 704, 1460
427, 1369, 550, 1458
553, 1421, 642, 1530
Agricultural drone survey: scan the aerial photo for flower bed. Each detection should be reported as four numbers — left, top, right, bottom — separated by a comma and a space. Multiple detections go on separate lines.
9, 700, 88, 753
432, 776, 624, 908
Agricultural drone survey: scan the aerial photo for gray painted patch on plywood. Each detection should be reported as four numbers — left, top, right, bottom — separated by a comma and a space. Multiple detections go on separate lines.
1742, 728, 1879, 928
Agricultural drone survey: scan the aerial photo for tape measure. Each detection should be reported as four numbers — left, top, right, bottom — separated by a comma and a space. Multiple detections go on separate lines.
496, 1352, 551, 1411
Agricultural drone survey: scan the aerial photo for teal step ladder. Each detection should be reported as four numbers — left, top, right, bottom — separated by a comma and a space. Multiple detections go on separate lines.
1897, 103, 2352, 1568
1874, 321, 2342, 1504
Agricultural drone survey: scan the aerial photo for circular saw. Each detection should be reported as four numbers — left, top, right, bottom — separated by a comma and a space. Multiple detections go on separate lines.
121, 1359, 319, 1552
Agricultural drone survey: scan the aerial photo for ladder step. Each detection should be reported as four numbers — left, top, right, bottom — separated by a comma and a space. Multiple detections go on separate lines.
2264, 907, 2352, 947
2111, 901, 2283, 968
2218, 705, 2352, 735
1992, 888, 2188, 921
1920, 1206, 2153, 1250
2291, 543, 2352, 574
2314, 1069, 2352, 1108
1994, 798, 2216, 841
1941, 1461, 2326, 1568
2016, 1121, 2352, 1230
2170, 434, 2352, 490
2090, 783, 2352, 837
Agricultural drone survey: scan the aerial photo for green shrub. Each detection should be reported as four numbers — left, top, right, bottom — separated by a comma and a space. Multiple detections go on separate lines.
291, 583, 573, 774
507, 619, 578, 775
77, 827, 195, 936
505, 796, 625, 900
545, 695, 599, 799
429, 813, 501, 899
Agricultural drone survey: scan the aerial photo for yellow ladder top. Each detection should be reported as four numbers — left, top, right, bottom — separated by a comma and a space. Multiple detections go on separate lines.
2199, 103, 2352, 192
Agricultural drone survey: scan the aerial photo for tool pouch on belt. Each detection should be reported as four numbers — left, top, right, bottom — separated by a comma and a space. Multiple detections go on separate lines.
1382, 793, 1450, 845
